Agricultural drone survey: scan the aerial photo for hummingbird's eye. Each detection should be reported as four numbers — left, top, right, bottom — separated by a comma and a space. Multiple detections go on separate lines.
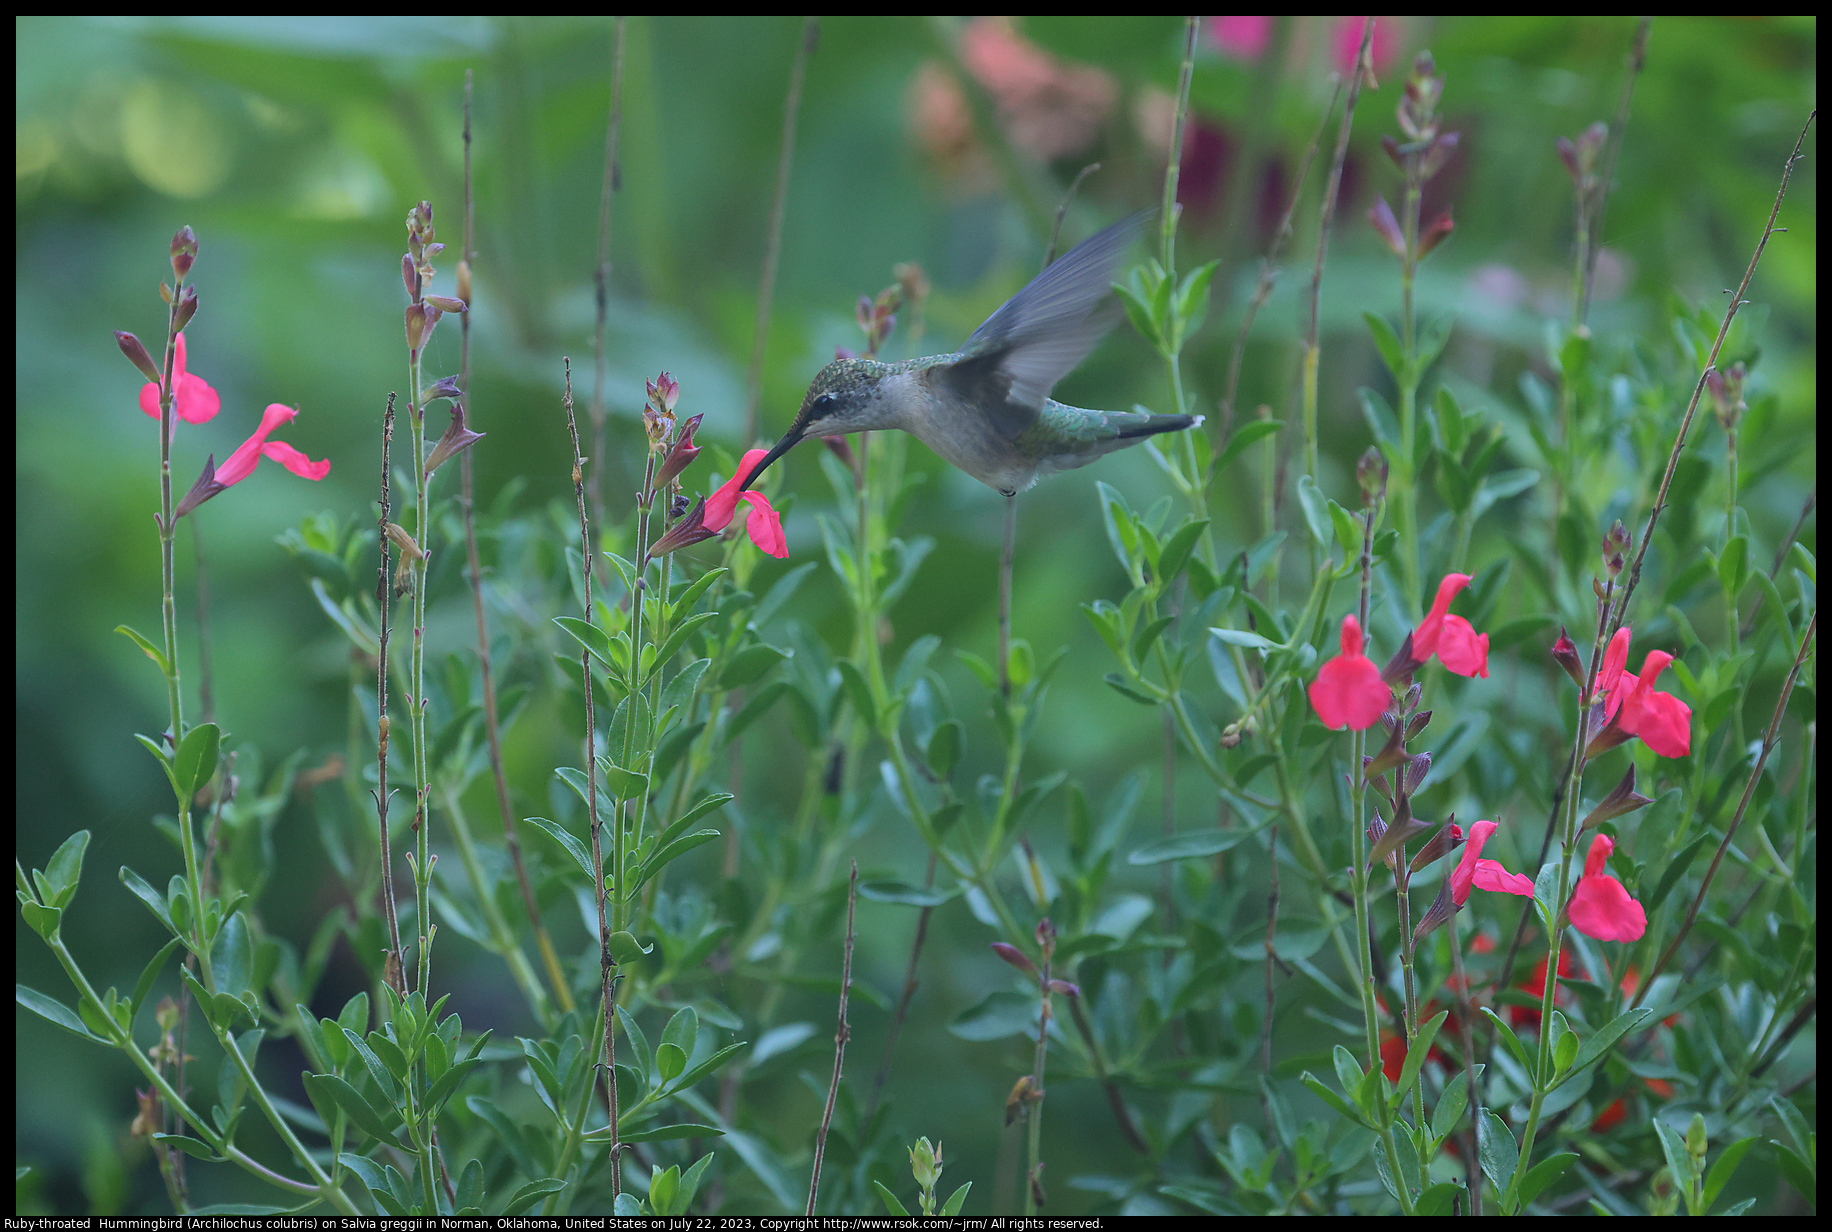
812, 393, 836, 416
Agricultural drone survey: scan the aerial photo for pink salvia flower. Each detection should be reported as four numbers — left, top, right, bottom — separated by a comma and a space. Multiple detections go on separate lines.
705, 449, 788, 559
215, 404, 331, 485
1413, 573, 1489, 677
138, 332, 221, 425
1309, 616, 1390, 731
1567, 833, 1647, 942
1449, 820, 1536, 905
1596, 628, 1691, 758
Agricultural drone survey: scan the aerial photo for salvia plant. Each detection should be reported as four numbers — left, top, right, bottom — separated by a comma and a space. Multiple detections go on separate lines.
17, 17, 1815, 1218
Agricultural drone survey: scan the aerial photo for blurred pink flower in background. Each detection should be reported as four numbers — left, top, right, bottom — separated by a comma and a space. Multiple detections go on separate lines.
1208, 16, 1272, 62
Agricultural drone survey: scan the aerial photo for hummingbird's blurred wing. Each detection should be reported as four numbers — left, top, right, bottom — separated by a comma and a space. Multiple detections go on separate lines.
944, 210, 1151, 439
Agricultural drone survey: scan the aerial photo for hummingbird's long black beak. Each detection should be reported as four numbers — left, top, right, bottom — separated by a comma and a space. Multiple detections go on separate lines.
738, 424, 804, 492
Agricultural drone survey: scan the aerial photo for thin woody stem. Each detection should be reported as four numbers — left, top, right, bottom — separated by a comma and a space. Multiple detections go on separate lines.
807, 862, 858, 1216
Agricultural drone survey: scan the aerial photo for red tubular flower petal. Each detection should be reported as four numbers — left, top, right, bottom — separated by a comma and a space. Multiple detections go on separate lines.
138, 332, 221, 425
1412, 574, 1470, 660
1568, 833, 1647, 942
1616, 650, 1691, 758
1433, 614, 1490, 678
1451, 820, 1534, 905
216, 404, 299, 485
739, 492, 788, 558
259, 440, 331, 481
705, 449, 769, 532
1598, 627, 1633, 710
1309, 616, 1390, 730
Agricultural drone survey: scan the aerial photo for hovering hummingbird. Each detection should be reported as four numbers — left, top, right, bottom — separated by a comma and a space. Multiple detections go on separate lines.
740, 211, 1200, 499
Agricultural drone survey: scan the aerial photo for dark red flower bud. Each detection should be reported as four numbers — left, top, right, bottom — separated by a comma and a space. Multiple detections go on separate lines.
170, 226, 197, 281
1550, 627, 1585, 688
115, 331, 162, 384
992, 942, 1037, 976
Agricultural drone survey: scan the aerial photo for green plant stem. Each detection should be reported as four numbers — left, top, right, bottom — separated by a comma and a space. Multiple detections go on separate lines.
47, 933, 358, 1212
1023, 947, 1053, 1217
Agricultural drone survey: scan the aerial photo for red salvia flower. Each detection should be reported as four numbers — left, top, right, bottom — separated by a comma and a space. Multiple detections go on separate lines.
1567, 832, 1647, 942
137, 332, 221, 425
1595, 627, 1691, 758
705, 449, 788, 559
1310, 615, 1390, 731
1413, 573, 1489, 678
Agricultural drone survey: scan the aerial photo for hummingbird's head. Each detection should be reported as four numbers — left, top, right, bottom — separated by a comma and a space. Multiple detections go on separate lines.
740, 358, 894, 491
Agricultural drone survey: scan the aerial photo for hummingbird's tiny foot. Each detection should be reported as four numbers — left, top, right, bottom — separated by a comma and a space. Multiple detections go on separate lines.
999, 488, 1016, 498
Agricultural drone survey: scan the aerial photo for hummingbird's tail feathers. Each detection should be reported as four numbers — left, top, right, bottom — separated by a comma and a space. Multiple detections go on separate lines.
1108, 412, 1197, 440
958, 210, 1155, 411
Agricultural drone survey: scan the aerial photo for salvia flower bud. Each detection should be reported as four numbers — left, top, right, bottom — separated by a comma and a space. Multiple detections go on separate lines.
170, 226, 197, 281
115, 331, 162, 384
992, 942, 1037, 976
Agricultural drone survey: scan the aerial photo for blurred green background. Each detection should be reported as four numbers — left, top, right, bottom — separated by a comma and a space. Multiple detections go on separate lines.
16, 15, 1815, 1214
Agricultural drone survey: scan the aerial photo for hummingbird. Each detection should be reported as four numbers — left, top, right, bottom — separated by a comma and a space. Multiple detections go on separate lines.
740, 211, 1200, 499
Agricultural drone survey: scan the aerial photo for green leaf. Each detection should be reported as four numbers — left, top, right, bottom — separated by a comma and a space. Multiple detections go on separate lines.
948, 991, 1038, 1042
152, 1134, 223, 1162
655, 1042, 686, 1083
1387, 1011, 1450, 1113
1414, 1182, 1464, 1216
1209, 626, 1275, 650
1569, 1006, 1652, 1077
620, 1122, 725, 1143
114, 866, 169, 934
1718, 534, 1748, 598
635, 829, 720, 888
1478, 1110, 1518, 1195
940, 1182, 972, 1216
596, 757, 648, 801
719, 643, 789, 689
873, 1181, 911, 1216
669, 566, 727, 619
422, 1057, 483, 1117
834, 658, 877, 727
1298, 1071, 1366, 1127
554, 615, 619, 672
1700, 1136, 1757, 1211
17, 984, 109, 1043
661, 1006, 699, 1062
1295, 475, 1333, 547
664, 1040, 748, 1092
211, 912, 254, 997
647, 612, 719, 685
132, 937, 185, 1020
302, 1072, 399, 1143
1432, 1068, 1474, 1143
501, 1178, 566, 1216
1155, 519, 1209, 588
115, 623, 173, 676
1481, 1007, 1537, 1087
1363, 311, 1404, 380
1515, 1152, 1576, 1208
171, 722, 220, 799
1213, 419, 1282, 476
1653, 1119, 1694, 1209
1128, 828, 1251, 864
40, 831, 91, 908
924, 718, 963, 780
607, 931, 653, 965
1115, 280, 1160, 347
858, 881, 959, 908
523, 816, 596, 885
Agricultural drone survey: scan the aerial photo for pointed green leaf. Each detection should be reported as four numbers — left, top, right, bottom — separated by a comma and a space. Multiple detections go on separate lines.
173, 723, 221, 799
524, 816, 597, 885
873, 1180, 911, 1215
115, 624, 172, 676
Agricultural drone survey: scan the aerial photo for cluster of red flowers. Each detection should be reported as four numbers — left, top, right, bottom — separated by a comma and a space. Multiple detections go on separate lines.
136, 332, 330, 517
1309, 572, 1686, 946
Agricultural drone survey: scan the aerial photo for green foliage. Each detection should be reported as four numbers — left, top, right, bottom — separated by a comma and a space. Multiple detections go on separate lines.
15, 13, 1816, 1220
